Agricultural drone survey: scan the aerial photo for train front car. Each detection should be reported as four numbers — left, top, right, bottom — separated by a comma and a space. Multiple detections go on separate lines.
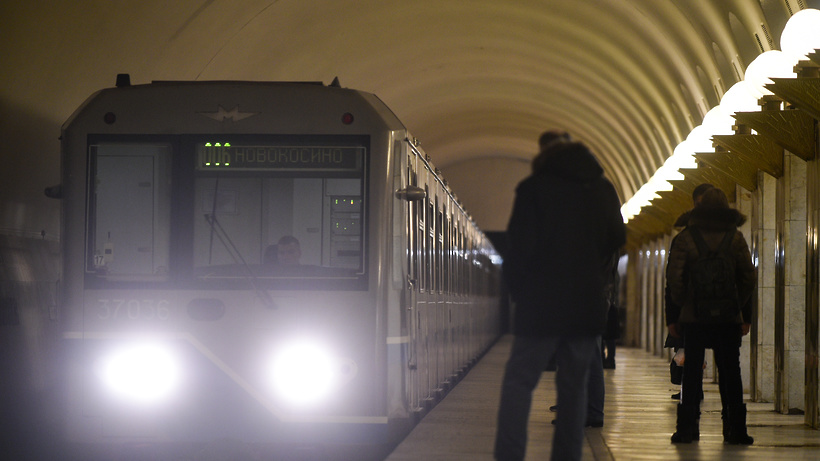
59, 78, 501, 459
59, 79, 409, 458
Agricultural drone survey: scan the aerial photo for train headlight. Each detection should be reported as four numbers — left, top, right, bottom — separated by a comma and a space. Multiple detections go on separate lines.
98, 342, 180, 404
270, 340, 336, 406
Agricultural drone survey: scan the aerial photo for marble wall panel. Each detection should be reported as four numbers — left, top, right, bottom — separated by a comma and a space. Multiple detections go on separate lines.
758, 344, 776, 402
788, 154, 807, 220
790, 286, 807, 353
760, 287, 777, 346
778, 152, 807, 412
789, 349, 805, 410
761, 228, 777, 288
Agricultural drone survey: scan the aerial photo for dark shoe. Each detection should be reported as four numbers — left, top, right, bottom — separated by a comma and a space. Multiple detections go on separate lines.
671, 404, 698, 444
725, 404, 754, 445
726, 432, 754, 445
602, 359, 615, 369
671, 431, 694, 444
722, 407, 729, 439
549, 405, 558, 412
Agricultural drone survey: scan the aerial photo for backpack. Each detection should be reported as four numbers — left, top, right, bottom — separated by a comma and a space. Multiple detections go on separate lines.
688, 227, 739, 323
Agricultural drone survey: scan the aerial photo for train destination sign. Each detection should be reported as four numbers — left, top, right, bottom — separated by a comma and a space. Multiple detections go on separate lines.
196, 142, 363, 171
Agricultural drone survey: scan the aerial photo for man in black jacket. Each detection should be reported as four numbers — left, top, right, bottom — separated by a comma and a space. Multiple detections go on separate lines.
494, 132, 626, 461
665, 187, 756, 445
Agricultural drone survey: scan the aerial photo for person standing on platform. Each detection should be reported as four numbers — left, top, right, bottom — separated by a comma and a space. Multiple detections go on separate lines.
602, 256, 620, 369
494, 131, 626, 461
666, 187, 756, 445
551, 249, 618, 426
665, 183, 715, 399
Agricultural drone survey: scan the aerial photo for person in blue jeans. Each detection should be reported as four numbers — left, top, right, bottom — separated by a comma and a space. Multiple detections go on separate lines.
550, 336, 605, 427
495, 132, 625, 461
552, 260, 620, 427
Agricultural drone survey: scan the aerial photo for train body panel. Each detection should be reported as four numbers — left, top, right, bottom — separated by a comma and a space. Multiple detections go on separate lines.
57, 78, 500, 454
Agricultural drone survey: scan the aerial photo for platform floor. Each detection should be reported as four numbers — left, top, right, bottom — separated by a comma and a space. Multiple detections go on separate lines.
386, 335, 820, 460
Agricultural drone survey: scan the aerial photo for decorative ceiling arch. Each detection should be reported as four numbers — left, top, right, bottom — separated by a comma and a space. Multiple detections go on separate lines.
0, 0, 808, 235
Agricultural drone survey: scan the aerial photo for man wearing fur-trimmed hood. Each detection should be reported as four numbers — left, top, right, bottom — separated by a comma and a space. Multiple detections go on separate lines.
495, 131, 625, 461
666, 189, 755, 328
665, 187, 756, 446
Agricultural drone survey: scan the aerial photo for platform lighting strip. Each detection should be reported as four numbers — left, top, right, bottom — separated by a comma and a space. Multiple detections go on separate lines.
621, 9, 820, 223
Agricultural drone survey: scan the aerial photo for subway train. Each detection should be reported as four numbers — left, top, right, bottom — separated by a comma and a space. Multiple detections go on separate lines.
53, 76, 502, 459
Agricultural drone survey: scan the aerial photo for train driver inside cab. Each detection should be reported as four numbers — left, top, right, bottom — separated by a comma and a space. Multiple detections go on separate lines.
276, 235, 302, 266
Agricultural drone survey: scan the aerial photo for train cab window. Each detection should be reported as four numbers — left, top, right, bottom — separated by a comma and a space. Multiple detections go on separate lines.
86, 143, 172, 280
191, 138, 367, 287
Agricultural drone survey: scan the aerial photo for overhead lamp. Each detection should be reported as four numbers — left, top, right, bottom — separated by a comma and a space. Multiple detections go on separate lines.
719, 81, 760, 115
743, 50, 797, 97
656, 162, 685, 182
648, 173, 673, 192
780, 8, 820, 59
701, 106, 735, 137
633, 187, 658, 208
622, 9, 819, 225
671, 140, 696, 160
663, 156, 694, 174
667, 143, 698, 171
686, 125, 714, 153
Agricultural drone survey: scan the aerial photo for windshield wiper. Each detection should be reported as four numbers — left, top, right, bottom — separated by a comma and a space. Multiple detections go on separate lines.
205, 179, 275, 308
204, 213, 275, 309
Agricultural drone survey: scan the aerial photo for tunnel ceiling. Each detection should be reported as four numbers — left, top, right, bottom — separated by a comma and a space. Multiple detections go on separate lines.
1, 0, 812, 233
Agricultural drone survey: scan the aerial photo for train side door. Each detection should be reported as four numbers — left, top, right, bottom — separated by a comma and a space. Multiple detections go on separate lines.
404, 147, 421, 412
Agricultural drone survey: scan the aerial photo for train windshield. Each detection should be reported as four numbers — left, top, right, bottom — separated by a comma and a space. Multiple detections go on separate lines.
87, 136, 368, 287
87, 143, 173, 281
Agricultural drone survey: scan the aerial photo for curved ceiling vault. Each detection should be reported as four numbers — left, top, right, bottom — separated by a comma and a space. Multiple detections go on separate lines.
1, 0, 811, 236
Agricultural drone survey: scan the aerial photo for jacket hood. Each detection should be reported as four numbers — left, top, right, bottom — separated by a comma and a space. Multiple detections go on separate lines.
535, 142, 604, 182
674, 210, 692, 228
688, 206, 746, 231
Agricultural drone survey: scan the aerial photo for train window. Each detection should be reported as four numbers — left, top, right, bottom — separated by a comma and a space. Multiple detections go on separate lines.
191, 138, 367, 284
86, 143, 172, 280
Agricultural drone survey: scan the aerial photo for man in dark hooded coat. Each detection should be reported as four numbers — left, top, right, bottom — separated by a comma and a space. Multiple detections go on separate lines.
494, 132, 625, 461
665, 187, 756, 445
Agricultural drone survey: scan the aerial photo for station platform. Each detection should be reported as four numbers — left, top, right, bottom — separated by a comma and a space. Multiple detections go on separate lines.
386, 335, 820, 460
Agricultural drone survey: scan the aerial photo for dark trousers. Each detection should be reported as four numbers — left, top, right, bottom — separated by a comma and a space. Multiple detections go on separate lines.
495, 335, 598, 461
680, 323, 744, 412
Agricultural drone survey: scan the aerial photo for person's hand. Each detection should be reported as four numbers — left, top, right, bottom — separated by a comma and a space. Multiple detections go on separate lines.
668, 323, 681, 339
741, 323, 751, 336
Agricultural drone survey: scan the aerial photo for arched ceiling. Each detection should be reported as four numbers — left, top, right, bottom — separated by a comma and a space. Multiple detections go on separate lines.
1, 0, 811, 235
